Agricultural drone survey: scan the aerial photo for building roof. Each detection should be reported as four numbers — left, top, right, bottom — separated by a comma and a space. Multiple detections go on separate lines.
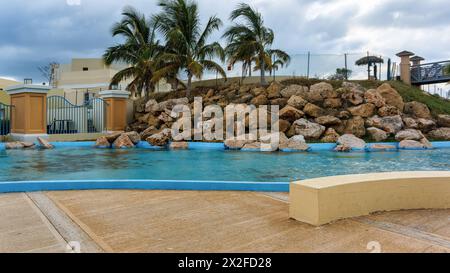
0, 78, 20, 90
396, 50, 415, 57
410, 56, 425, 61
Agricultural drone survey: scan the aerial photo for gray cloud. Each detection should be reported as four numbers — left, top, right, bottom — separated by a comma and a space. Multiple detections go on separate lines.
0, 0, 449, 81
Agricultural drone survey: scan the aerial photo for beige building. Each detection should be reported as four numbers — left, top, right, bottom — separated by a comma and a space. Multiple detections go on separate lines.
0, 78, 20, 104
54, 58, 172, 105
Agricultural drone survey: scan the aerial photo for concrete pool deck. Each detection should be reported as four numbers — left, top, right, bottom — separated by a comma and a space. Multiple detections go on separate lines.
1, 190, 450, 253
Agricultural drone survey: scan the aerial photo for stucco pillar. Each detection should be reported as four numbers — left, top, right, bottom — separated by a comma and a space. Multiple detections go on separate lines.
99, 90, 130, 132
5, 84, 50, 142
396, 51, 415, 85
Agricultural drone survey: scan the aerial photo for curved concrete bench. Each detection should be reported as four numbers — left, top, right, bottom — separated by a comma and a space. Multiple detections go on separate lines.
289, 171, 450, 226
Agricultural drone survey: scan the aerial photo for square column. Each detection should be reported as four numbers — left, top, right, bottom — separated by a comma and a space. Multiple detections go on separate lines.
5, 84, 50, 142
396, 50, 415, 85
99, 90, 130, 132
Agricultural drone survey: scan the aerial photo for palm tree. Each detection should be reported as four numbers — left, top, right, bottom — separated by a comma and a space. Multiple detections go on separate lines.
224, 35, 255, 79
223, 3, 288, 86
253, 49, 291, 78
103, 6, 174, 99
154, 0, 227, 97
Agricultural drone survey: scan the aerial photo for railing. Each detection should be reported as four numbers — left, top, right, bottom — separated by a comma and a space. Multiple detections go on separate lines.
47, 96, 107, 134
0, 102, 12, 136
411, 60, 450, 84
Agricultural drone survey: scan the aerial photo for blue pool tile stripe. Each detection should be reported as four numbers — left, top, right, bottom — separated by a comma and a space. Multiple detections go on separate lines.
0, 180, 290, 193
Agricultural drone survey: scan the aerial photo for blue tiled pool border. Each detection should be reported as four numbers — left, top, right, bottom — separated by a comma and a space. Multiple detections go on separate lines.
0, 180, 290, 193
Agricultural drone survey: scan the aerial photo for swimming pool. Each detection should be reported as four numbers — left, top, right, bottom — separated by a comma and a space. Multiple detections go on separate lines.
1, 143, 449, 184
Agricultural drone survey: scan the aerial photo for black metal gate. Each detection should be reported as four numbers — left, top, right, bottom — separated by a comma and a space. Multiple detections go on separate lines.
47, 96, 107, 134
0, 102, 12, 136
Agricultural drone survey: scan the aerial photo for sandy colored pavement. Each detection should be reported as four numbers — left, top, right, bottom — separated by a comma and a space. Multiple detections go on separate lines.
47, 190, 450, 253
1, 190, 449, 253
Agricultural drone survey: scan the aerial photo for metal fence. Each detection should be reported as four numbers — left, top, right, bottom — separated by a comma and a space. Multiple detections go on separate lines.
47, 96, 107, 134
411, 60, 450, 85
0, 102, 12, 136
193, 51, 394, 82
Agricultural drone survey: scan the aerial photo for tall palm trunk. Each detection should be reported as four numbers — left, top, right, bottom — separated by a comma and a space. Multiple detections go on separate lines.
187, 73, 193, 97
260, 55, 267, 86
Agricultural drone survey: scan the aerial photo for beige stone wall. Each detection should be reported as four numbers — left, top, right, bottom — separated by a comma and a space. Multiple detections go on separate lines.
289, 171, 450, 226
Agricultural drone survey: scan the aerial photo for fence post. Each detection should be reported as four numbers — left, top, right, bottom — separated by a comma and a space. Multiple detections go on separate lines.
395, 50, 415, 85
99, 90, 130, 133
5, 84, 50, 142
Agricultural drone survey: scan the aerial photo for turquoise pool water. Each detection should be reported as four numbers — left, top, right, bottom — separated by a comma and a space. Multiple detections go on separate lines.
0, 147, 449, 182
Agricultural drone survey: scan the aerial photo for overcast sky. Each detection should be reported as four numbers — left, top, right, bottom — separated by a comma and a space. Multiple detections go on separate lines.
0, 0, 449, 82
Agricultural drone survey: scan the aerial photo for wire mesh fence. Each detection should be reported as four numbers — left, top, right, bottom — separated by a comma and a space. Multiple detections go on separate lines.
195, 51, 396, 82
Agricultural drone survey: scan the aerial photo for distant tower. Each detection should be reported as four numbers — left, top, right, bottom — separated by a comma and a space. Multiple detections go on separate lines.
50, 63, 60, 88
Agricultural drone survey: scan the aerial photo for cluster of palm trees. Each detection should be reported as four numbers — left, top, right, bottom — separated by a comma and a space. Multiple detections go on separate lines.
103, 0, 290, 98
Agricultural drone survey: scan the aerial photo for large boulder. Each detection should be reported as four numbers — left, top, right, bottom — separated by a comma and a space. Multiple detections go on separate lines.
280, 85, 308, 98
37, 137, 54, 149
404, 101, 431, 119
105, 132, 123, 143
321, 128, 340, 143
437, 115, 450, 127
428, 127, 450, 140
5, 141, 36, 149
146, 128, 172, 147
158, 112, 174, 123
251, 87, 266, 97
266, 82, 282, 99
95, 136, 111, 148
224, 137, 255, 150
140, 126, 161, 140
147, 114, 161, 127
287, 95, 308, 110
366, 115, 404, 134
260, 132, 289, 146
315, 115, 341, 126
367, 127, 388, 142
6, 142, 27, 149
293, 118, 326, 140
344, 116, 366, 137
251, 94, 269, 106
403, 117, 419, 129
323, 98, 342, 109
283, 135, 309, 151
279, 106, 304, 122
336, 134, 366, 150
378, 105, 401, 117
417, 118, 436, 132
348, 103, 376, 118
395, 129, 424, 141
398, 140, 428, 149
364, 89, 385, 107
145, 99, 160, 113
342, 88, 364, 105
277, 119, 291, 133
113, 134, 135, 149
158, 98, 189, 112
308, 82, 337, 102
123, 131, 141, 145
242, 142, 262, 150
303, 103, 324, 118
270, 98, 288, 107
377, 83, 404, 111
